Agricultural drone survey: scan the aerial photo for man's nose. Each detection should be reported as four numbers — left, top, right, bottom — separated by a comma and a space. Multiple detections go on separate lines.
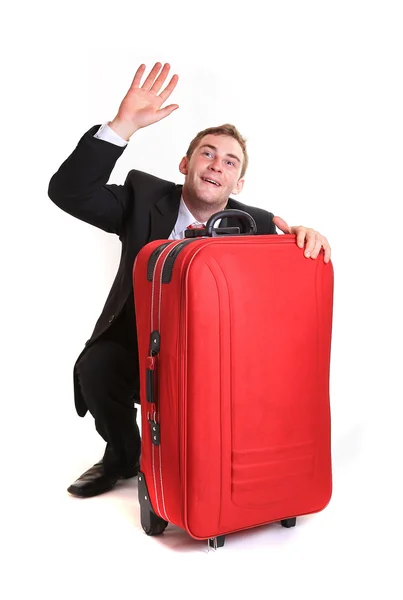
209, 159, 222, 172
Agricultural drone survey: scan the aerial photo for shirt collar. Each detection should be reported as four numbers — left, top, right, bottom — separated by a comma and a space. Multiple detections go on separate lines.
173, 196, 205, 238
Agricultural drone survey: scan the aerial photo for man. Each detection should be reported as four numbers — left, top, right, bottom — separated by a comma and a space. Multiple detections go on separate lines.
48, 62, 331, 498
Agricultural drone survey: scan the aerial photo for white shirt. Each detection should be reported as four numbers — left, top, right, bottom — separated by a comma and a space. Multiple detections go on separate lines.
94, 122, 221, 238
167, 196, 206, 239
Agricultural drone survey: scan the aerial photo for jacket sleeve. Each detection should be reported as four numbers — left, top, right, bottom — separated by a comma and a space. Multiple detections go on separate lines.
48, 125, 133, 236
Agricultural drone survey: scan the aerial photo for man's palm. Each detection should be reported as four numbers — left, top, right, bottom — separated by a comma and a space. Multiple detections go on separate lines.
116, 63, 179, 130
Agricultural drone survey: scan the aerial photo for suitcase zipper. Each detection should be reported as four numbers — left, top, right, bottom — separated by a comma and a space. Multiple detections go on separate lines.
147, 242, 171, 281
147, 237, 201, 524
148, 239, 186, 523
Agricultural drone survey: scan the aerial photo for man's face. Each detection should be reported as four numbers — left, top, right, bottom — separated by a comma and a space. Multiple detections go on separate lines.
179, 134, 245, 206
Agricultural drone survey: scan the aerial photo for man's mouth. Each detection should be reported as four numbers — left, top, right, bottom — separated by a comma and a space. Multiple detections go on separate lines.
201, 177, 221, 187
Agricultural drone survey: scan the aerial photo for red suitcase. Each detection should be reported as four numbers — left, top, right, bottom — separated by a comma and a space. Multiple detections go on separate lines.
133, 210, 333, 549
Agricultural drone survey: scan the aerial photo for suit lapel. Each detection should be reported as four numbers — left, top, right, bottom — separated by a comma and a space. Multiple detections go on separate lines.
148, 184, 182, 243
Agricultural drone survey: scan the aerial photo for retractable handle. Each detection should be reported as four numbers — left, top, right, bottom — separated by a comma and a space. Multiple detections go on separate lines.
205, 209, 257, 237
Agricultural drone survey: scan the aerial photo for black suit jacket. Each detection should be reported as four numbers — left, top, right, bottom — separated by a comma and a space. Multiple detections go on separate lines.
48, 125, 277, 416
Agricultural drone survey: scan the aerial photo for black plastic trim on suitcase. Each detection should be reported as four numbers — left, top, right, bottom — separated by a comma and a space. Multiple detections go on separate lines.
208, 535, 226, 549
161, 239, 195, 284
146, 367, 154, 403
149, 419, 161, 445
149, 331, 160, 354
147, 242, 172, 281
184, 226, 240, 238
146, 332, 160, 404
138, 471, 168, 536
205, 209, 257, 236
281, 517, 297, 528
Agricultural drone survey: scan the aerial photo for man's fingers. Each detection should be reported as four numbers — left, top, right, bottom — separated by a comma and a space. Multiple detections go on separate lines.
129, 63, 178, 104
150, 63, 171, 94
303, 229, 316, 256
296, 230, 306, 248
280, 223, 331, 263
272, 215, 291, 234
142, 62, 164, 90
154, 104, 180, 122
309, 238, 323, 259
322, 239, 331, 263
159, 74, 179, 103
130, 64, 147, 89
306, 235, 331, 263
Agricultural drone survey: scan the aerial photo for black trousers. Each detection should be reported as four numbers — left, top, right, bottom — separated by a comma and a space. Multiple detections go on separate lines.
74, 314, 141, 477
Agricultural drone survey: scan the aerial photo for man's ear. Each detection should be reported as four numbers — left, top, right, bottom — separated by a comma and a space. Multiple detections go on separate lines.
179, 156, 188, 176
232, 178, 245, 195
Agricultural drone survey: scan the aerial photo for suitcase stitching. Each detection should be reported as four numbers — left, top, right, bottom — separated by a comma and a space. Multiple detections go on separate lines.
156, 245, 181, 523
149, 245, 173, 520
150, 248, 164, 519
149, 240, 179, 523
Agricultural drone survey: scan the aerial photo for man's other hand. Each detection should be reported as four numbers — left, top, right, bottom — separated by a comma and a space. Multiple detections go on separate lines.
273, 216, 331, 264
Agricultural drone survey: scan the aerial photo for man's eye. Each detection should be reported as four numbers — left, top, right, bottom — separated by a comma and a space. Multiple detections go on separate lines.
204, 151, 213, 157
227, 161, 234, 166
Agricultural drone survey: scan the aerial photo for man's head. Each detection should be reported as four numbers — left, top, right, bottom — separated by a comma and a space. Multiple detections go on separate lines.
179, 124, 248, 215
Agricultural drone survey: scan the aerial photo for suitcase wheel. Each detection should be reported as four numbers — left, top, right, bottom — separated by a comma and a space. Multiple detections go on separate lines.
142, 511, 168, 536
281, 517, 297, 528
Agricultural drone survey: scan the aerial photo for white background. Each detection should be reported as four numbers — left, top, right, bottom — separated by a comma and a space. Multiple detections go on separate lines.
2, 1, 402, 598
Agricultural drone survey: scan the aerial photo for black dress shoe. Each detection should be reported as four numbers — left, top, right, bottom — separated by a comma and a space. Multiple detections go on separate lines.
67, 458, 140, 498
67, 461, 119, 497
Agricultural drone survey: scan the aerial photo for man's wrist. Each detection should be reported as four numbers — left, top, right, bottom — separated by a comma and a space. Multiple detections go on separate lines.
109, 118, 138, 142
94, 122, 129, 147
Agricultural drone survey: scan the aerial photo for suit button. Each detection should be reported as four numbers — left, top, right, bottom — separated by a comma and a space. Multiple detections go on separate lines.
108, 315, 115, 323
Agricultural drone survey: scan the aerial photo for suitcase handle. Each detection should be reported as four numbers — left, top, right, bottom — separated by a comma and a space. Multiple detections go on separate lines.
205, 209, 257, 237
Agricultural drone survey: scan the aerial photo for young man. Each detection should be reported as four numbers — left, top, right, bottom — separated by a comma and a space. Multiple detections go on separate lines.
48, 62, 331, 498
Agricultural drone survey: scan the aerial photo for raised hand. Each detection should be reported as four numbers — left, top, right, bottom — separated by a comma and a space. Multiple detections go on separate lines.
109, 63, 179, 140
